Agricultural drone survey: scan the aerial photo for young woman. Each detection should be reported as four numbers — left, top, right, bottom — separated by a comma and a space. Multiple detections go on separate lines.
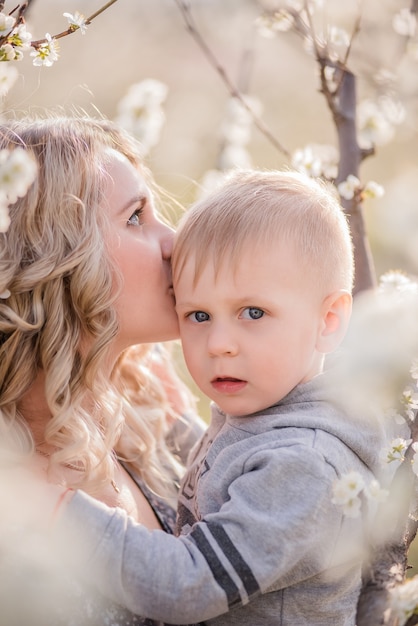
0, 114, 204, 625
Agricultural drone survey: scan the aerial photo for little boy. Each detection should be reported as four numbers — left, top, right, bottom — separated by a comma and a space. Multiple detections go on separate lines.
56, 170, 388, 625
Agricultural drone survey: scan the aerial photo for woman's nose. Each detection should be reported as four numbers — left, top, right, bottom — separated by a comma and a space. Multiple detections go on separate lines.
160, 223, 175, 260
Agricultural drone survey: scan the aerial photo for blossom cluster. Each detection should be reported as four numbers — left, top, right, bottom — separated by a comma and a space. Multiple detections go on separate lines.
0, 148, 37, 233
337, 175, 384, 202
390, 575, 418, 626
0, 10, 88, 71
198, 95, 262, 199
115, 79, 168, 156
331, 471, 388, 518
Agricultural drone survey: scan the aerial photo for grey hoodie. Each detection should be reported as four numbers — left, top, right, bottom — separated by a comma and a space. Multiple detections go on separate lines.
62, 372, 392, 625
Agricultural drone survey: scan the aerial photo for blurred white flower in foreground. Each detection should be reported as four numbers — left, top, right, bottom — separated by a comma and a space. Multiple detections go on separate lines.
390, 575, 418, 626
392, 8, 416, 38
332, 472, 388, 519
0, 63, 18, 98
0, 148, 37, 233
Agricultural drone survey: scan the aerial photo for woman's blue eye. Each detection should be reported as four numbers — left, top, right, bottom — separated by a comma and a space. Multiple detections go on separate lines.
189, 311, 210, 323
242, 307, 264, 320
127, 208, 144, 226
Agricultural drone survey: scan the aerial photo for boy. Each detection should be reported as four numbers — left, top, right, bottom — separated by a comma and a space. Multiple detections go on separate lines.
56, 170, 387, 625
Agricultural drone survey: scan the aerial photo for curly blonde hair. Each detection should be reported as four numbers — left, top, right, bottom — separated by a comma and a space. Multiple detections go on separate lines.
0, 114, 184, 499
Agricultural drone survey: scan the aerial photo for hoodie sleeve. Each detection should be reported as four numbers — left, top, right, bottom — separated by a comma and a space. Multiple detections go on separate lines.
56, 445, 351, 624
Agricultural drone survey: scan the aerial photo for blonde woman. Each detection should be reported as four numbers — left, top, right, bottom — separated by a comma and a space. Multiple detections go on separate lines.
0, 114, 204, 625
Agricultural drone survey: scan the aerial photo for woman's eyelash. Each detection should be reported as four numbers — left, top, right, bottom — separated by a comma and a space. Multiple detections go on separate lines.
127, 207, 144, 226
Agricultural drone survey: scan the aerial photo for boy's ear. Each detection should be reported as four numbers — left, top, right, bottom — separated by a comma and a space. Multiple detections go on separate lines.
316, 290, 352, 354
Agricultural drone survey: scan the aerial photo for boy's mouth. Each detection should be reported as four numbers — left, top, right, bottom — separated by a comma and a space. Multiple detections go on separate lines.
211, 377, 247, 394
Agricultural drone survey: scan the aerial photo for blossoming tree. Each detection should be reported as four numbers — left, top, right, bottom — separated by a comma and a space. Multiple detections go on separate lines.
2, 0, 418, 623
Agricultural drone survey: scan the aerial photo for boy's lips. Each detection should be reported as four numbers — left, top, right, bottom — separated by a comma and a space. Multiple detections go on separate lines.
211, 377, 247, 394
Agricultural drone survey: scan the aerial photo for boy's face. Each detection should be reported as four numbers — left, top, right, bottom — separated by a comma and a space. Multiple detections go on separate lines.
174, 240, 328, 416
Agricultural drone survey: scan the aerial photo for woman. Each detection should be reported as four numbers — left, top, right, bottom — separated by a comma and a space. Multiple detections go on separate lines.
0, 114, 203, 625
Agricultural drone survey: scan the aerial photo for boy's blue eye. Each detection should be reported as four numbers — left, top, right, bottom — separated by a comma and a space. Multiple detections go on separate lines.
127, 207, 144, 226
189, 311, 210, 323
242, 307, 264, 320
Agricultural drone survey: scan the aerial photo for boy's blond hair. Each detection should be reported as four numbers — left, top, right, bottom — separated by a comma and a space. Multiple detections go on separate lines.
173, 169, 354, 295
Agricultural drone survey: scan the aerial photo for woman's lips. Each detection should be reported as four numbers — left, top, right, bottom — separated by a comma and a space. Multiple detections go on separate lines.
211, 377, 247, 394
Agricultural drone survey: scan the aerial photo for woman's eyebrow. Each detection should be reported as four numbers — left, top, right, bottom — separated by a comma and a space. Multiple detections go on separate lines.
117, 194, 147, 216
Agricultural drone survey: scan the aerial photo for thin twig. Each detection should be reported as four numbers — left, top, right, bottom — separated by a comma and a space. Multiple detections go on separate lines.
30, 0, 120, 47
173, 0, 290, 159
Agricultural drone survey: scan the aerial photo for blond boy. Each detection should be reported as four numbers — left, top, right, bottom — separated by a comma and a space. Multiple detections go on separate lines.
58, 170, 388, 625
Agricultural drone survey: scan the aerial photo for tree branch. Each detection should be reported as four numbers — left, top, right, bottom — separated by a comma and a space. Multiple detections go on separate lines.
30, 0, 120, 47
173, 0, 290, 159
357, 415, 418, 625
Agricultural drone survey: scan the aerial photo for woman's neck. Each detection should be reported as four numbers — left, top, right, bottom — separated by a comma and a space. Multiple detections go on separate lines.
17, 370, 52, 446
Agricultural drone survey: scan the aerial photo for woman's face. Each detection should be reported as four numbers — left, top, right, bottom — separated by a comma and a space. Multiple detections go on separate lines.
103, 149, 179, 352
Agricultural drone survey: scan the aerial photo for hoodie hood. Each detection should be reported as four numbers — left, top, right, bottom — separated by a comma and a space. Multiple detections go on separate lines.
214, 369, 402, 481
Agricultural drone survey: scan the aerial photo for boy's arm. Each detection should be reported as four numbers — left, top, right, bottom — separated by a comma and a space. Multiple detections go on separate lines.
53, 446, 351, 624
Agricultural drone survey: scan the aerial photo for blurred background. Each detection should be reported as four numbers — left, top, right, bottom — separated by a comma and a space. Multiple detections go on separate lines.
7, 0, 418, 278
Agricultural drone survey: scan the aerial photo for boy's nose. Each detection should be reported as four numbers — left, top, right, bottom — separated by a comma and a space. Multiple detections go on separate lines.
207, 324, 238, 357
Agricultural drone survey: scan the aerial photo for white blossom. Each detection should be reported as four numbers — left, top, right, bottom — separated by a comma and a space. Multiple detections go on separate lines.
0, 12, 16, 37
380, 437, 412, 465
358, 99, 395, 147
332, 472, 365, 519
390, 575, 418, 626
0, 147, 37, 203
0, 43, 17, 62
362, 181, 385, 200
393, 8, 416, 38
300, 143, 338, 179
8, 23, 32, 51
0, 148, 37, 233
255, 11, 295, 38
0, 62, 18, 97
30, 33, 59, 67
379, 271, 418, 295
327, 26, 350, 61
364, 479, 389, 504
379, 96, 406, 126
402, 387, 418, 420
115, 79, 168, 154
324, 65, 338, 90
332, 471, 365, 504
63, 11, 88, 35
338, 175, 360, 200
291, 145, 322, 177
328, 26, 349, 48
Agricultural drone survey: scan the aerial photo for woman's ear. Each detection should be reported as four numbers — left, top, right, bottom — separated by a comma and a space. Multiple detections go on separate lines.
316, 290, 353, 354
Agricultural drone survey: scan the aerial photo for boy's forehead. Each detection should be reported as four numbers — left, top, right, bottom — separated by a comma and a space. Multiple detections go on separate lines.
175, 238, 302, 286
